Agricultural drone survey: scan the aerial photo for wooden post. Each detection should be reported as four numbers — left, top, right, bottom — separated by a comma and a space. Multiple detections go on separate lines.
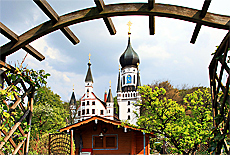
24, 87, 34, 154
0, 56, 6, 88
71, 130, 74, 155
48, 133, 51, 155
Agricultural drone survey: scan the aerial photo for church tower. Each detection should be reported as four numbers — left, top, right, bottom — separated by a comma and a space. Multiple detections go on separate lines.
117, 21, 141, 125
106, 81, 114, 120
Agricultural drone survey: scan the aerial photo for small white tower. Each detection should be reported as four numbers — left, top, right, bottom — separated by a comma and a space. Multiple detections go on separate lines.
106, 80, 114, 120
85, 53, 93, 98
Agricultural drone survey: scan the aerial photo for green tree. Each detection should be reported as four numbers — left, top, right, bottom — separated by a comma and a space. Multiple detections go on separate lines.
137, 85, 212, 154
30, 86, 69, 154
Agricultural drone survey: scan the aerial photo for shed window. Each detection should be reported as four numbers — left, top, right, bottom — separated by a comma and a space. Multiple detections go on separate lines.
82, 102, 85, 106
92, 101, 95, 105
93, 135, 117, 149
95, 137, 103, 148
87, 101, 90, 105
92, 109, 95, 114
82, 110, 85, 115
106, 137, 116, 147
128, 101, 130, 105
86, 109, 89, 114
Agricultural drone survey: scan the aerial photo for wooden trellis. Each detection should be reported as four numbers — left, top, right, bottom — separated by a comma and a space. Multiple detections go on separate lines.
209, 32, 230, 154
0, 60, 35, 154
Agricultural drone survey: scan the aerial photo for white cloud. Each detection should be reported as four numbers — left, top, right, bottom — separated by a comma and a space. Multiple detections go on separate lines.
137, 44, 171, 60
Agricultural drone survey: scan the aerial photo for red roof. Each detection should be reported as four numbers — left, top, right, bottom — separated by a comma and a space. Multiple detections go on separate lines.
59, 116, 154, 136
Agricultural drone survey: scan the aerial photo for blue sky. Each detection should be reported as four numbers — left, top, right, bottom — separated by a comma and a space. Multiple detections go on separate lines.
0, 0, 229, 102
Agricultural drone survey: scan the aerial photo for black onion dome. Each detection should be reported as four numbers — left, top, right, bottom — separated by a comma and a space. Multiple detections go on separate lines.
119, 36, 140, 68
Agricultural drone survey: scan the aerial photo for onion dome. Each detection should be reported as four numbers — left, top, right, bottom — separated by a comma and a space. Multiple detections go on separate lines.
119, 36, 140, 68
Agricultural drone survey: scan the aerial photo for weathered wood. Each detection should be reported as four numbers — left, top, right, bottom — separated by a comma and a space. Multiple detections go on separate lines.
94, 0, 105, 12
102, 17, 116, 35
148, 0, 154, 10
34, 0, 80, 45
190, 23, 201, 44
1, 3, 230, 56
12, 136, 27, 155
33, 0, 59, 22
0, 130, 23, 155
209, 32, 230, 67
209, 29, 230, 154
149, 15, 155, 35
0, 22, 45, 61
0, 60, 15, 71
24, 88, 34, 154
23, 45, 45, 61
0, 22, 18, 41
60, 27, 80, 45
200, 0, 212, 18
190, 0, 212, 44
94, 0, 116, 35
0, 109, 30, 149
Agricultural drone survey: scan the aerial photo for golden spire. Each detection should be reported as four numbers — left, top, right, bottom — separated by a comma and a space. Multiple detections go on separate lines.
73, 84, 74, 91
109, 80, 111, 88
88, 53, 91, 63
127, 21, 132, 35
119, 65, 121, 71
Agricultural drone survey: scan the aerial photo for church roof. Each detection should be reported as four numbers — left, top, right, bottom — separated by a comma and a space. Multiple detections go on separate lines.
69, 91, 76, 105
117, 69, 122, 92
107, 87, 113, 103
85, 62, 93, 82
119, 36, 140, 68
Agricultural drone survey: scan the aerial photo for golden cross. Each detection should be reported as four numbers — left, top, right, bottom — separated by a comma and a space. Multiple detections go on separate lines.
88, 53, 91, 63
109, 80, 111, 87
127, 21, 132, 33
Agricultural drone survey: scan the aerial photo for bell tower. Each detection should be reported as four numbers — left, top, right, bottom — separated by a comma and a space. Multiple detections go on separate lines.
117, 21, 141, 125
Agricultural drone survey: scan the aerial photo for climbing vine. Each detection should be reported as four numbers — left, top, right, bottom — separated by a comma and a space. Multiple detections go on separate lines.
0, 65, 50, 154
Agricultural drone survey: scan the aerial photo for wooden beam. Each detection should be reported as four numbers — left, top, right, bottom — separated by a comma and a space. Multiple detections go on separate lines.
33, 0, 80, 44
94, 0, 105, 12
33, 0, 59, 22
190, 0, 211, 44
1, 3, 229, 56
22, 45, 45, 61
149, 15, 155, 35
190, 23, 201, 44
0, 22, 18, 41
102, 17, 116, 35
200, 0, 212, 18
148, 0, 155, 10
60, 27, 80, 45
94, 0, 116, 35
148, 0, 155, 35
0, 22, 45, 61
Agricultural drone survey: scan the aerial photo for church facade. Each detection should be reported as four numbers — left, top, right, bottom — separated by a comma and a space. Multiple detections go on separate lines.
69, 26, 141, 125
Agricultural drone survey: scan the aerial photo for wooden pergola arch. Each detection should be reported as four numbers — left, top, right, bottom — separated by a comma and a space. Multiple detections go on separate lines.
1, 0, 230, 61
0, 0, 229, 154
